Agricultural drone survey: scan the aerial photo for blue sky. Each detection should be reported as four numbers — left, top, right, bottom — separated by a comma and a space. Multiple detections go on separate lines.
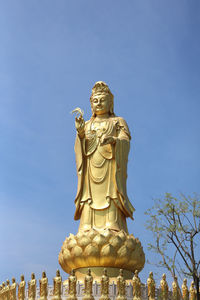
1, 0, 200, 286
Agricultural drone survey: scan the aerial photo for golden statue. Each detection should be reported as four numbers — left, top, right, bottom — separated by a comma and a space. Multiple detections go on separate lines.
4, 280, 10, 300
172, 276, 180, 300
0, 283, 5, 300
73, 81, 134, 233
52, 270, 62, 300
147, 272, 155, 300
100, 269, 110, 300
59, 82, 145, 280
28, 273, 37, 300
10, 278, 17, 300
67, 269, 77, 300
0, 285, 2, 300
18, 275, 26, 300
83, 269, 94, 300
116, 269, 127, 300
39, 272, 48, 300
182, 279, 189, 300
132, 270, 141, 300
189, 282, 197, 300
160, 274, 168, 300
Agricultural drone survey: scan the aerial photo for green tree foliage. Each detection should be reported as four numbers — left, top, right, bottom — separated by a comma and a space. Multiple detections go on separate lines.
145, 193, 200, 300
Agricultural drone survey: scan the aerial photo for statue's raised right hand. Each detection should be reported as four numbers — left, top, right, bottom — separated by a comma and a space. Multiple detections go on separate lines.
71, 107, 85, 137
75, 115, 85, 133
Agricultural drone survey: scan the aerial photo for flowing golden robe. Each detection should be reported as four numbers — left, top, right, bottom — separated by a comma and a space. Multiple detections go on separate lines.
74, 116, 135, 233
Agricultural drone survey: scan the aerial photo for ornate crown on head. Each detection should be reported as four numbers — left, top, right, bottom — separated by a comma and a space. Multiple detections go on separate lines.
91, 81, 113, 99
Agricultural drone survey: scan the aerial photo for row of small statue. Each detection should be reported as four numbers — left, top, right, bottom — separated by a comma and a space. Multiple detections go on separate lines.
0, 269, 198, 300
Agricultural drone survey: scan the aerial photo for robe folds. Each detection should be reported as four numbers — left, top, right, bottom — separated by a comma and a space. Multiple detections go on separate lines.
74, 116, 135, 232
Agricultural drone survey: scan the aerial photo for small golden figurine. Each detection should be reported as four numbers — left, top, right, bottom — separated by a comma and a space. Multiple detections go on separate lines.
4, 280, 10, 300
39, 271, 48, 300
0, 285, 2, 300
1, 282, 5, 300
18, 275, 26, 300
52, 270, 62, 300
10, 278, 17, 300
83, 269, 94, 300
182, 279, 189, 300
160, 274, 168, 300
172, 276, 180, 300
67, 269, 77, 300
116, 269, 127, 300
28, 273, 37, 300
147, 272, 155, 300
189, 282, 197, 300
132, 270, 141, 300
100, 269, 110, 300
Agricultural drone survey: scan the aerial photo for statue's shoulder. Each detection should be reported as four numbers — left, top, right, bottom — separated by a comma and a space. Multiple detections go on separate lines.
112, 116, 131, 138
113, 116, 129, 126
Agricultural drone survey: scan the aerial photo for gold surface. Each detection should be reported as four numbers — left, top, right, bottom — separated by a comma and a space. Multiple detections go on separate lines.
59, 82, 145, 278
132, 271, 141, 300
116, 269, 127, 300
147, 272, 155, 300
172, 276, 180, 300
99, 269, 110, 300
10, 278, 17, 300
73, 267, 133, 283
182, 279, 189, 300
18, 276, 25, 300
189, 282, 197, 300
67, 270, 77, 300
59, 229, 145, 277
39, 272, 48, 300
52, 270, 62, 300
83, 269, 94, 300
28, 273, 36, 300
160, 274, 168, 300
73, 81, 134, 232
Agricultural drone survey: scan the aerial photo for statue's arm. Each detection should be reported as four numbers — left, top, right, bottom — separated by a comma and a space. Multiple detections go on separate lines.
117, 117, 131, 141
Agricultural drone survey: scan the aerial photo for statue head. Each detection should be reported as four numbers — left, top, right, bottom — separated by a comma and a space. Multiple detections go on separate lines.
20, 275, 24, 281
6, 279, 10, 286
103, 268, 107, 276
90, 81, 114, 117
42, 271, 46, 278
2, 282, 5, 288
71, 269, 75, 276
149, 271, 153, 278
87, 268, 91, 276
183, 278, 187, 285
191, 281, 194, 287
134, 270, 138, 277
31, 273, 35, 280
56, 269, 60, 277
12, 278, 16, 283
162, 274, 166, 280
119, 269, 123, 276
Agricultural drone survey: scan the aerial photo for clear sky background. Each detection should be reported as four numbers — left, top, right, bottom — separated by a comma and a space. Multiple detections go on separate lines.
1, 0, 200, 287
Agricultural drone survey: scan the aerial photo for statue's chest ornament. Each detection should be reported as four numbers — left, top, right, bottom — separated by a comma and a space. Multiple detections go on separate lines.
90, 121, 108, 138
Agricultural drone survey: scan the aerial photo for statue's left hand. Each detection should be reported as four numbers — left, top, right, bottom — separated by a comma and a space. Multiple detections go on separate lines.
100, 136, 116, 145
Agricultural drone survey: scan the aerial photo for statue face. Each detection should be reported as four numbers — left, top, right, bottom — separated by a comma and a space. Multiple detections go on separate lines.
91, 93, 111, 115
